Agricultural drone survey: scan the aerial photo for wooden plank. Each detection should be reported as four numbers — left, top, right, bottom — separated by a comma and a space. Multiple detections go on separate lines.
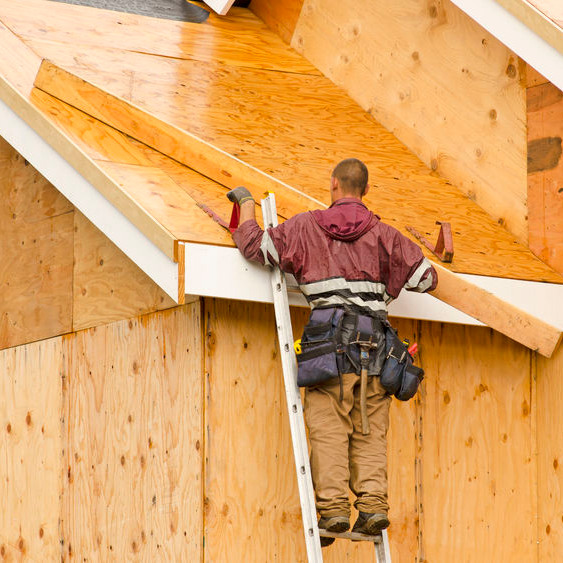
536, 341, 563, 559
0, 136, 73, 349
94, 161, 234, 247
250, 0, 305, 43
62, 305, 203, 561
33, 59, 325, 221
495, 0, 563, 54
527, 80, 563, 275
0, 337, 63, 561
0, 0, 319, 75
526, 62, 550, 87
292, 0, 529, 243
430, 264, 562, 357
419, 322, 536, 561
73, 211, 176, 332
30, 88, 237, 246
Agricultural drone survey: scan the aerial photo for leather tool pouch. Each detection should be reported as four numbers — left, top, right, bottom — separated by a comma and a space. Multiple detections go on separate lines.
380, 324, 424, 401
296, 307, 345, 387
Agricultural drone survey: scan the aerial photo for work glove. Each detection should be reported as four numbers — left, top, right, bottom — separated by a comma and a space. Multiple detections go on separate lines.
227, 186, 254, 205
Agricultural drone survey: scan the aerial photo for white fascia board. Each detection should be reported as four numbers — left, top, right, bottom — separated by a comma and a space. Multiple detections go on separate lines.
0, 97, 180, 303
450, 0, 563, 91
185, 243, 487, 325
203, 0, 236, 16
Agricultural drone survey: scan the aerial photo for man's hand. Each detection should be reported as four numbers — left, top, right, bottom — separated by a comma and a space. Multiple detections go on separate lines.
227, 186, 254, 205
226, 186, 256, 226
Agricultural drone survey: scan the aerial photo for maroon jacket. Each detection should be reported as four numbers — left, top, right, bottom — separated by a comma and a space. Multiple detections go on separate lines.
233, 198, 437, 315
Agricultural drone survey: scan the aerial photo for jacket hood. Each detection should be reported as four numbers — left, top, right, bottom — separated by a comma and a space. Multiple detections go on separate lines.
311, 198, 377, 241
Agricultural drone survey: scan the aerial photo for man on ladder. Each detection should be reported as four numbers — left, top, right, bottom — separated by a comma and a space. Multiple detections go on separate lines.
227, 158, 437, 552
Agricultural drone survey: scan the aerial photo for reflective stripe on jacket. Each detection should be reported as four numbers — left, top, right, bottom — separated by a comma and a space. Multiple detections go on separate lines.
233, 199, 437, 313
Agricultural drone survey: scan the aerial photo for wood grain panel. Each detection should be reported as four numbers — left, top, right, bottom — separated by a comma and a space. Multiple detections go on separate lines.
495, 0, 563, 54
0, 0, 319, 75
419, 322, 536, 561
73, 211, 176, 332
536, 342, 563, 560
527, 81, 563, 275
293, 0, 529, 243
34, 60, 324, 221
0, 337, 63, 561
25, 40, 563, 283
27, 36, 563, 284
250, 0, 305, 43
0, 138, 73, 349
204, 300, 418, 561
62, 305, 203, 561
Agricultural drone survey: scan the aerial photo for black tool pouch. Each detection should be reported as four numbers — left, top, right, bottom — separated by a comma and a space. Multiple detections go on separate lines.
343, 314, 385, 376
380, 324, 424, 401
296, 307, 345, 387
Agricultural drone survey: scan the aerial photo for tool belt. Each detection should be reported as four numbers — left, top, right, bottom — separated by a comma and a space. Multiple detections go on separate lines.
296, 306, 424, 402
295, 307, 385, 388
379, 323, 424, 401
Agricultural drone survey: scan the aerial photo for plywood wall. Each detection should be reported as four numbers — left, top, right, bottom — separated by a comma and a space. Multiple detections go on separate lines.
73, 211, 175, 331
0, 138, 175, 350
0, 136, 73, 349
61, 304, 203, 561
202, 299, 548, 561
0, 337, 64, 561
527, 75, 563, 275
289, 0, 528, 243
536, 342, 563, 560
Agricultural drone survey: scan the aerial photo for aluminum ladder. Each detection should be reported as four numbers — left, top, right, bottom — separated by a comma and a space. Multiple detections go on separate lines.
261, 193, 392, 563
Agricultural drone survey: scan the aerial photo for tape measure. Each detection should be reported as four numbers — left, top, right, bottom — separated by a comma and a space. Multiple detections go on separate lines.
294, 339, 302, 355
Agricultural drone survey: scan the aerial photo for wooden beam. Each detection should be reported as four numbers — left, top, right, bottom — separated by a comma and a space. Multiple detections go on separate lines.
430, 264, 562, 357
33, 59, 325, 221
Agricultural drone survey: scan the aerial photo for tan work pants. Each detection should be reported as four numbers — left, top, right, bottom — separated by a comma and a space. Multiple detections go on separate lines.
304, 372, 391, 518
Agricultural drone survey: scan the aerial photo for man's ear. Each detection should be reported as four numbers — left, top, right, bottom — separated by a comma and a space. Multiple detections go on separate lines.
363, 183, 371, 197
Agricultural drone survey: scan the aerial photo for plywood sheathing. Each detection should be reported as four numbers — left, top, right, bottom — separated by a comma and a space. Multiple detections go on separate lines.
0, 337, 64, 560
73, 211, 176, 331
537, 342, 563, 558
250, 0, 305, 44
0, 137, 73, 349
495, 0, 563, 54
527, 79, 563, 275
0, 135, 177, 349
0, 20, 183, 265
62, 305, 202, 560
203, 299, 543, 561
292, 0, 530, 243
5, 7, 557, 285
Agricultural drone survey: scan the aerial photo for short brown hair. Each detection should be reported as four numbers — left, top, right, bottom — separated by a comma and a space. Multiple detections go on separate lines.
332, 158, 368, 196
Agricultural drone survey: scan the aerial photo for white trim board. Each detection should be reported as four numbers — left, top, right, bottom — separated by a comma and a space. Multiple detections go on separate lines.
184, 243, 563, 328
450, 0, 563, 92
203, 0, 236, 16
0, 97, 180, 303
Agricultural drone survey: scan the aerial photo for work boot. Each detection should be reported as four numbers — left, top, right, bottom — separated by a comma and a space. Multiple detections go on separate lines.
352, 512, 390, 536
318, 515, 350, 547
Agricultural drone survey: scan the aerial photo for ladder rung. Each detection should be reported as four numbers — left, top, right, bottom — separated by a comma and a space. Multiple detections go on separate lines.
318, 529, 384, 543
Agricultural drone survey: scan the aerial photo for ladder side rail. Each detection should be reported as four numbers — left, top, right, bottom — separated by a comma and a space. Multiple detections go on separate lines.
376, 529, 392, 563
261, 195, 323, 563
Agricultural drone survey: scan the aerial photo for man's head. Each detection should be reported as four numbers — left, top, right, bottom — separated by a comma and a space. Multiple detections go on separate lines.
330, 158, 370, 203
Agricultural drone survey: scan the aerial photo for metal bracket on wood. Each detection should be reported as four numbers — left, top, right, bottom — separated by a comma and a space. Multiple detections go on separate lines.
406, 222, 454, 263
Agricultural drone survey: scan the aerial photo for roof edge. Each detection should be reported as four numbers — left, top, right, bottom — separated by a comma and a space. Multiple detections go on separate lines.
0, 89, 183, 304
184, 243, 563, 358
